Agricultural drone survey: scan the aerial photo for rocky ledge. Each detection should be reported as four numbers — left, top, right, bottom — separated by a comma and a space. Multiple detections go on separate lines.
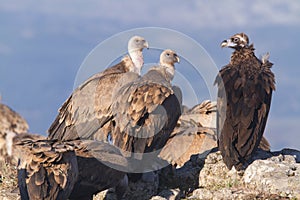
1, 147, 300, 200
192, 148, 300, 200
93, 148, 300, 200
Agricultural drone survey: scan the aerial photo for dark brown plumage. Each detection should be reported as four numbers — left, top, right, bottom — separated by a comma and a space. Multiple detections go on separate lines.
215, 33, 275, 170
14, 134, 78, 200
111, 49, 182, 160
15, 134, 128, 200
67, 140, 128, 200
48, 36, 148, 141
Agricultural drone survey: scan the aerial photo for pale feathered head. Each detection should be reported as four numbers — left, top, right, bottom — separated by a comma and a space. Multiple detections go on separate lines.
160, 49, 180, 66
159, 49, 180, 81
127, 35, 149, 74
127, 35, 149, 52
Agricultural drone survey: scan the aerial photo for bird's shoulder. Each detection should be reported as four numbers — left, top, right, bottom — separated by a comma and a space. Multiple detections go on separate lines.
48, 58, 134, 138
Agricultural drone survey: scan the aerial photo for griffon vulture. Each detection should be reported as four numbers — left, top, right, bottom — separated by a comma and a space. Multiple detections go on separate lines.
48, 36, 149, 141
111, 49, 182, 160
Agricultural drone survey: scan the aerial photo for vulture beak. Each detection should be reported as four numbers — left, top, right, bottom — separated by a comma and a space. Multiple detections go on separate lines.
221, 39, 236, 48
221, 40, 229, 48
144, 41, 149, 49
175, 54, 180, 63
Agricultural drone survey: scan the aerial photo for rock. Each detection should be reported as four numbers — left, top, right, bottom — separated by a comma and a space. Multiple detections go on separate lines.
149, 196, 167, 200
243, 154, 300, 198
122, 173, 159, 200
190, 188, 290, 200
197, 150, 300, 199
150, 188, 180, 200
93, 188, 118, 200
198, 150, 242, 189
0, 160, 20, 200
276, 148, 300, 162
159, 154, 205, 196
189, 188, 214, 199
189, 188, 252, 200
93, 172, 160, 200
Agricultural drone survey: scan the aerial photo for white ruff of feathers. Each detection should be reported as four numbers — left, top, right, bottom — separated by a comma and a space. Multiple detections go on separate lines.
161, 63, 175, 81
129, 49, 143, 75
6, 131, 16, 156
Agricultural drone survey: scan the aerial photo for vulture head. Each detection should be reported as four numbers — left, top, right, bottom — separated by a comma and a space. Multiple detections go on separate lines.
128, 35, 149, 51
160, 49, 180, 66
128, 35, 149, 74
159, 49, 180, 81
221, 33, 249, 49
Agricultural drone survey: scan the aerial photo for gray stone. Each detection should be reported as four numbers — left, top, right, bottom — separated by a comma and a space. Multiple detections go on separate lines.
150, 188, 180, 200
198, 150, 300, 199
243, 154, 300, 198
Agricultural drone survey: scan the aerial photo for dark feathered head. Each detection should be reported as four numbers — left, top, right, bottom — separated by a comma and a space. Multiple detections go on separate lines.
221, 33, 249, 49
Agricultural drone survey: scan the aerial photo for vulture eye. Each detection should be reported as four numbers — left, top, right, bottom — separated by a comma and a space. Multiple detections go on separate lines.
135, 39, 139, 43
232, 37, 240, 43
166, 53, 170, 57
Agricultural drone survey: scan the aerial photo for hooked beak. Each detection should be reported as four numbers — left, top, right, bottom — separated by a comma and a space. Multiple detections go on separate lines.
175, 54, 180, 63
144, 41, 149, 49
221, 39, 236, 48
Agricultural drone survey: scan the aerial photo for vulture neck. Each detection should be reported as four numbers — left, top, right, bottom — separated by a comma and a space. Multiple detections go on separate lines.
230, 44, 256, 66
129, 49, 143, 75
160, 64, 175, 82
6, 131, 16, 156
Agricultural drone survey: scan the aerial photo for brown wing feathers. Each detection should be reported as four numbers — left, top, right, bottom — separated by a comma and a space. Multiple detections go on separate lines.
48, 67, 127, 141
15, 134, 78, 200
111, 82, 174, 155
67, 140, 127, 200
111, 50, 181, 157
15, 134, 128, 200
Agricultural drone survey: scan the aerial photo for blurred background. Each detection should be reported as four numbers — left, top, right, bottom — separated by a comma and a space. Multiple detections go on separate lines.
0, 0, 299, 150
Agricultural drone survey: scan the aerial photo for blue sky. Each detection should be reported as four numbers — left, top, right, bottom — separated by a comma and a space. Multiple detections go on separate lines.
0, 0, 300, 150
